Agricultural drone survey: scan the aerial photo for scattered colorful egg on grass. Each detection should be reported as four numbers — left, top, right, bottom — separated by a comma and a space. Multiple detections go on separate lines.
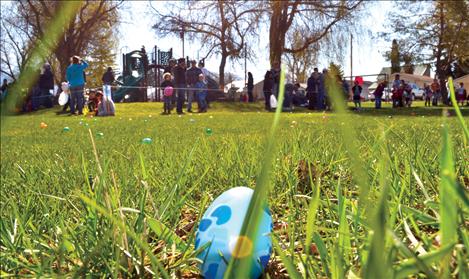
63, 127, 70, 132
142, 137, 152, 144
209, 115, 213, 119
190, 118, 196, 123
97, 132, 104, 138
195, 187, 272, 279
40, 122, 48, 129
205, 128, 213, 136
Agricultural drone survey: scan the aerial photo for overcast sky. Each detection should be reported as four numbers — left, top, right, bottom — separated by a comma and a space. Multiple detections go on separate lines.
119, 1, 394, 83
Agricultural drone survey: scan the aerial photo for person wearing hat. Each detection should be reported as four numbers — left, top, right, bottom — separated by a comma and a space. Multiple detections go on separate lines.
173, 58, 187, 114
186, 60, 202, 112
66, 55, 88, 115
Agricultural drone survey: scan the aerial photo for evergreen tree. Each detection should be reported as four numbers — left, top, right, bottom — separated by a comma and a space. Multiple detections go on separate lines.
384, 0, 469, 103
390, 39, 401, 74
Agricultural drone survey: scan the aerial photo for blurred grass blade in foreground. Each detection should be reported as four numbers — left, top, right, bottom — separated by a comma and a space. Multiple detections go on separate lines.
224, 67, 286, 278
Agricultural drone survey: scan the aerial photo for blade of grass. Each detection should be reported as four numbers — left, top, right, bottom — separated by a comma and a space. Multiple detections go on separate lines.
305, 178, 320, 255
363, 128, 391, 279
438, 121, 458, 277
271, 236, 302, 279
394, 243, 455, 279
224, 66, 286, 278
79, 193, 169, 279
448, 77, 469, 145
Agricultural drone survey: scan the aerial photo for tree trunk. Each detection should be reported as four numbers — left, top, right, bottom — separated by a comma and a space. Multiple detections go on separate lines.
269, 1, 287, 67
437, 1, 448, 104
219, 53, 227, 88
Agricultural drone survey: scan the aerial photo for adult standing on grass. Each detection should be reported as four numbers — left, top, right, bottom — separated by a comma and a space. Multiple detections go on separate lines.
34, 63, 54, 110
66, 56, 88, 115
1, 78, 8, 102
271, 61, 281, 98
186, 60, 202, 113
317, 69, 327, 110
263, 71, 274, 111
247, 72, 254, 102
173, 58, 187, 115
306, 68, 320, 110
102, 67, 115, 93
101, 67, 115, 100
39, 63, 54, 96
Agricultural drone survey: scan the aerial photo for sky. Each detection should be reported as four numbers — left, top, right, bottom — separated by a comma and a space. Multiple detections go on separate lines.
0, 1, 393, 84
119, 1, 394, 84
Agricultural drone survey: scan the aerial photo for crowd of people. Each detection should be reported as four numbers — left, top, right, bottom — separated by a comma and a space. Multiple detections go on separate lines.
262, 65, 351, 112
160, 58, 210, 115
57, 56, 115, 116
389, 74, 467, 109
260, 65, 468, 112
1, 56, 468, 115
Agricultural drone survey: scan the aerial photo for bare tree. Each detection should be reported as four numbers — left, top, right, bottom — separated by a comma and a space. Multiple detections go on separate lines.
284, 28, 319, 83
0, 4, 35, 82
2, 1, 122, 83
152, 0, 263, 87
268, 0, 363, 66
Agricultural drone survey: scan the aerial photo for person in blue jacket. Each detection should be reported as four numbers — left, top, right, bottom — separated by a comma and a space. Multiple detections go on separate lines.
66, 56, 88, 115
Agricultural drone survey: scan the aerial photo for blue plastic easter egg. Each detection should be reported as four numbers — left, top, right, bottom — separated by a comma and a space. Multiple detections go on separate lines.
195, 186, 272, 279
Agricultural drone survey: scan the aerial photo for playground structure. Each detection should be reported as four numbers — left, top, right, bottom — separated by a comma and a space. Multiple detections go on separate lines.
114, 45, 223, 103
114, 46, 170, 102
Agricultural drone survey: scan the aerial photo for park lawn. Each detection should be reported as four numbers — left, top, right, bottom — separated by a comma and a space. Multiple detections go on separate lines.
1, 101, 468, 278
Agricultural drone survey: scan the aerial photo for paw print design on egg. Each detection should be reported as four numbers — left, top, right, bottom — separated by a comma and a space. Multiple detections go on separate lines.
195, 187, 273, 279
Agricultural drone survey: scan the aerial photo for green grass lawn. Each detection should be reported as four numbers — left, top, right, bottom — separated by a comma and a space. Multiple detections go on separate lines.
1, 101, 468, 278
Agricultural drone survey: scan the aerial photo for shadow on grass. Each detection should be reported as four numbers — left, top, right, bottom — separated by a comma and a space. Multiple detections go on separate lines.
345, 106, 469, 117
2, 101, 469, 118
213, 101, 469, 117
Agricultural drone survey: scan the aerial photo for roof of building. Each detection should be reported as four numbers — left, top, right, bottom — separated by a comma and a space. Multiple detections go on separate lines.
379, 64, 431, 77
454, 74, 469, 85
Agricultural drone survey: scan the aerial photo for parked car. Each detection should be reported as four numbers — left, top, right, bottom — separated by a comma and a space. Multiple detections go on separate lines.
407, 82, 425, 100
368, 87, 392, 101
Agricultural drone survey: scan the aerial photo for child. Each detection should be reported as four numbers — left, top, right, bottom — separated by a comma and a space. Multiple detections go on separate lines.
424, 84, 432, 107
161, 73, 174, 115
456, 82, 466, 106
404, 82, 413, 107
87, 89, 98, 113
91, 91, 102, 116
195, 73, 208, 113
97, 90, 115, 116
352, 81, 362, 111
